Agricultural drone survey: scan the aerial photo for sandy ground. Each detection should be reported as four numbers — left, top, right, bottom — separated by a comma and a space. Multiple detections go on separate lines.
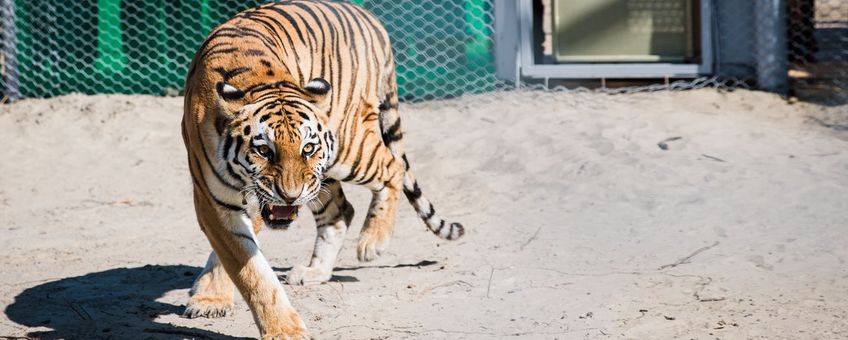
0, 89, 846, 340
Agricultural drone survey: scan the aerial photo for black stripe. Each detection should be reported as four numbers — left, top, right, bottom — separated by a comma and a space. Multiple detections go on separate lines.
434, 220, 446, 234
232, 231, 258, 247
290, 11, 318, 71
290, 2, 327, 77
207, 186, 242, 211
193, 29, 236, 62
319, 2, 350, 116
195, 39, 233, 60
222, 135, 234, 158
312, 4, 338, 110
423, 202, 436, 220
340, 133, 371, 181
382, 118, 401, 137
402, 154, 410, 170
243, 80, 301, 97
265, 6, 308, 46
404, 181, 422, 201
228, 136, 246, 181
340, 168, 358, 182
195, 124, 242, 191
340, 5, 381, 82
381, 119, 402, 145
355, 141, 381, 179
256, 99, 282, 114
249, 11, 305, 85
363, 112, 379, 122
244, 49, 265, 56
348, 5, 387, 48
382, 92, 399, 110
231, 25, 284, 63
357, 168, 379, 185
336, 4, 361, 93
239, 15, 289, 58
203, 47, 239, 59
337, 3, 367, 62
232, 136, 243, 158
385, 132, 403, 143
319, 2, 349, 44
298, 111, 310, 121
449, 223, 463, 238
189, 154, 243, 211
215, 67, 251, 81
237, 138, 254, 172
223, 136, 245, 186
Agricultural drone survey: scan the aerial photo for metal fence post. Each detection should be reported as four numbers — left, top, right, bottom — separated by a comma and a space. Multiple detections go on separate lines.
494, 0, 519, 86
1, 0, 20, 102
754, 0, 789, 94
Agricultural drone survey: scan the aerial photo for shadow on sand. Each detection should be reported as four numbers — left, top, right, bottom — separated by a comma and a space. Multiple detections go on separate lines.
4, 265, 250, 340
6, 261, 436, 339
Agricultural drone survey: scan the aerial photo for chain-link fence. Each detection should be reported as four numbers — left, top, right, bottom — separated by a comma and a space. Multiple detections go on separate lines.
0, 0, 846, 104
788, 0, 847, 103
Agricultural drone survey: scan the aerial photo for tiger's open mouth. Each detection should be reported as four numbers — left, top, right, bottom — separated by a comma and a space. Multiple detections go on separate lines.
261, 203, 299, 229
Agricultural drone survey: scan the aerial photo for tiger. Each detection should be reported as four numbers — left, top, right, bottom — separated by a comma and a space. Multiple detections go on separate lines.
180, 1, 465, 338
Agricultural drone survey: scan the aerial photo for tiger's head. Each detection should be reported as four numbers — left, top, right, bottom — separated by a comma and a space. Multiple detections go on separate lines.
218, 78, 336, 229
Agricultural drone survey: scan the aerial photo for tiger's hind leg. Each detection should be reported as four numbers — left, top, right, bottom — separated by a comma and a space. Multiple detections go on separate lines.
356, 184, 401, 261
354, 140, 406, 262
184, 252, 235, 318
353, 89, 406, 261
288, 180, 354, 285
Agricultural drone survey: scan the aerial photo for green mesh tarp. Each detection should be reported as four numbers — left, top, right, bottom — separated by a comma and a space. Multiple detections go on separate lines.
5, 0, 495, 101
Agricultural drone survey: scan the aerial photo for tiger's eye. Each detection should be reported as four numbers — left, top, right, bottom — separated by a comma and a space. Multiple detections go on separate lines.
302, 143, 315, 156
256, 145, 272, 158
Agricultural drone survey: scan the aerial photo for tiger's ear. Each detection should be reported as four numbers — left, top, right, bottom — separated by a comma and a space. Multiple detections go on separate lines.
303, 78, 331, 111
216, 82, 245, 101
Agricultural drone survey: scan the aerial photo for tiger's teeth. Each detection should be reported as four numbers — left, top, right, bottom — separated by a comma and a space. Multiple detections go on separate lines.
269, 214, 275, 220
288, 212, 297, 220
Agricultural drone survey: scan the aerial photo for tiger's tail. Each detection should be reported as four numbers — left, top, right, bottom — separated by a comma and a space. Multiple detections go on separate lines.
401, 167, 465, 240
378, 71, 465, 240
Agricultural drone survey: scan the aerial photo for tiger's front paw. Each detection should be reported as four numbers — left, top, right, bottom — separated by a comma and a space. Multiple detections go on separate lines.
357, 229, 390, 262
261, 309, 311, 340
183, 295, 234, 319
287, 264, 332, 285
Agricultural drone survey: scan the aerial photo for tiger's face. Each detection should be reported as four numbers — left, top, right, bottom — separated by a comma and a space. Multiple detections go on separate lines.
220, 79, 336, 229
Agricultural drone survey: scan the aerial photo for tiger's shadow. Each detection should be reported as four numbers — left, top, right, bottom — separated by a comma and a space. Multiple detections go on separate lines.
4, 264, 250, 340
6, 261, 436, 339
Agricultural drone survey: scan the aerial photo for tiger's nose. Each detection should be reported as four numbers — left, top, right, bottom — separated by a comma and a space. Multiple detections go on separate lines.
280, 194, 297, 205
273, 183, 297, 205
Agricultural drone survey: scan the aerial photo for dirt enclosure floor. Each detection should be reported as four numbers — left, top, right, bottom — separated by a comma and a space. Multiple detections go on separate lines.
0, 89, 847, 339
